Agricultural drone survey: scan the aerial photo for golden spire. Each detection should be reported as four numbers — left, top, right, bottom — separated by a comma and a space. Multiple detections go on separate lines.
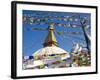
43, 23, 58, 47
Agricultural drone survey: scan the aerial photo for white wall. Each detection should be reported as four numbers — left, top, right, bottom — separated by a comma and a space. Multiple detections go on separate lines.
0, 0, 99, 80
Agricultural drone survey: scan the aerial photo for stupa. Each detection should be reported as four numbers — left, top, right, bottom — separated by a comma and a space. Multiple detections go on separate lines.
32, 24, 70, 68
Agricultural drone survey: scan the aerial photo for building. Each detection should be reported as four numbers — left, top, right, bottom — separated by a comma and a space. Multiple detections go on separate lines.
32, 24, 70, 68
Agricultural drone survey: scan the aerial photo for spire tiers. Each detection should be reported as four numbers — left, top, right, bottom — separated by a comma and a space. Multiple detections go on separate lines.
43, 24, 58, 47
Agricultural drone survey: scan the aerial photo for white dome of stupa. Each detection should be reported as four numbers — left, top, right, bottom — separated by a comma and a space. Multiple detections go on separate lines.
33, 46, 70, 58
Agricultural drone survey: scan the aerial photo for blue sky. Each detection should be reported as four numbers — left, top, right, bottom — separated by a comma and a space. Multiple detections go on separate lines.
22, 10, 91, 56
